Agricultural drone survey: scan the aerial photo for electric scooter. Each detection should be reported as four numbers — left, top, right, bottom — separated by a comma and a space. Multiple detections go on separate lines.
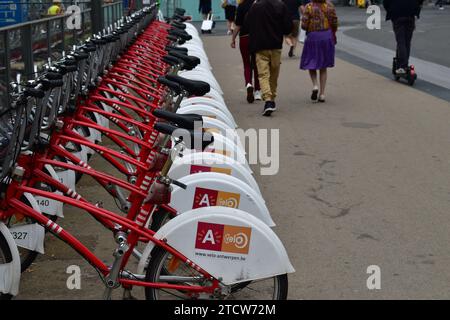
392, 52, 417, 86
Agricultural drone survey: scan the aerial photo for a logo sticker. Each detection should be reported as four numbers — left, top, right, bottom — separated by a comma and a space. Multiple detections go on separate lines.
193, 187, 240, 209
190, 165, 232, 175
195, 222, 251, 254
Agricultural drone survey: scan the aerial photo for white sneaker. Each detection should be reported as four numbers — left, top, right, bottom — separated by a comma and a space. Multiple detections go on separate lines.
254, 90, 262, 101
395, 68, 406, 75
439, 6, 444, 10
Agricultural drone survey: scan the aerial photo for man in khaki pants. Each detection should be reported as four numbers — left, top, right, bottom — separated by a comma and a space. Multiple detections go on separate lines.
247, 0, 292, 116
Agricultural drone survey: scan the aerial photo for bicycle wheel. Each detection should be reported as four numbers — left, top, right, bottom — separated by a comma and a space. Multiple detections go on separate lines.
149, 207, 172, 232
144, 247, 288, 300
0, 231, 13, 300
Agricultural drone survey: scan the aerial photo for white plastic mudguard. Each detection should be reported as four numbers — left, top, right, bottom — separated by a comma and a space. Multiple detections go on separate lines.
55, 170, 76, 191
36, 165, 64, 218
13, 193, 46, 254
185, 23, 199, 37
8, 223, 45, 255
179, 71, 223, 95
201, 117, 245, 151
0, 222, 21, 296
179, 48, 210, 68
181, 97, 228, 114
137, 207, 294, 285
91, 112, 104, 142
54, 166, 76, 191
177, 105, 236, 129
180, 100, 235, 127
67, 142, 88, 167
203, 87, 225, 104
74, 127, 97, 155
170, 172, 274, 226
169, 152, 260, 194
99, 101, 113, 129
180, 133, 251, 172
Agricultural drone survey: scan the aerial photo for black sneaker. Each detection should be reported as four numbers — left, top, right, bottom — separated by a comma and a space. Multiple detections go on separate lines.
262, 101, 276, 116
311, 88, 319, 101
246, 83, 255, 103
288, 46, 294, 58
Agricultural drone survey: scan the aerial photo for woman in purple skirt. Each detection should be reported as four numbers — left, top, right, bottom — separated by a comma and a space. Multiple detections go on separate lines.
300, 0, 338, 102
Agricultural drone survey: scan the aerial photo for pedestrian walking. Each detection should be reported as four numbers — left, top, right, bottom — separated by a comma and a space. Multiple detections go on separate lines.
222, 0, 238, 35
300, 0, 338, 103
199, 0, 212, 20
282, 0, 305, 58
47, 0, 63, 16
383, 0, 424, 74
247, 0, 293, 116
231, 0, 262, 103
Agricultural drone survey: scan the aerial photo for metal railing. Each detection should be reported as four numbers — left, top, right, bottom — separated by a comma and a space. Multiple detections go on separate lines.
103, 1, 124, 29
161, 0, 181, 20
0, 0, 149, 111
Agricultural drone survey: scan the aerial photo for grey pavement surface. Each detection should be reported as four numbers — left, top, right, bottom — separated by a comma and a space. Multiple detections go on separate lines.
201, 35, 450, 299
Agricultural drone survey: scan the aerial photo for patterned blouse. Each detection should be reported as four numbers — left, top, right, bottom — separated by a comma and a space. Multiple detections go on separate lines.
301, 1, 338, 33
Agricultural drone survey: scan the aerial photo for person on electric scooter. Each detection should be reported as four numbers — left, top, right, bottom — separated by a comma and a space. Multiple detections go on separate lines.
383, 0, 423, 75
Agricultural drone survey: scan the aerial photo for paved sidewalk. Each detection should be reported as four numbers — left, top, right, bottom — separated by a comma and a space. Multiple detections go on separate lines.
203, 35, 450, 299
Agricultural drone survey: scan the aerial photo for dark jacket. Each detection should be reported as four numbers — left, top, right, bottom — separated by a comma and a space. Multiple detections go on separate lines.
247, 0, 293, 53
383, 0, 424, 21
199, 0, 212, 13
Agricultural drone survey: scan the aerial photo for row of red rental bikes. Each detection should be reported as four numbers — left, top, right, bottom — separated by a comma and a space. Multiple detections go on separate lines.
0, 5, 294, 300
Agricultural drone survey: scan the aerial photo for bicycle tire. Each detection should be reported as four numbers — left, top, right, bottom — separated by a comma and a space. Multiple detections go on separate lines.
144, 246, 288, 300
149, 207, 172, 232
0, 230, 14, 300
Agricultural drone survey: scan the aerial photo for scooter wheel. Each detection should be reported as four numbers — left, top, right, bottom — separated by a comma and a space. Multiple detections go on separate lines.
407, 74, 417, 86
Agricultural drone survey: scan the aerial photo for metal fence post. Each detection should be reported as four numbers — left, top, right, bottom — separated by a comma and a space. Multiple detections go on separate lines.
61, 16, 65, 53
3, 31, 11, 108
47, 20, 52, 59
91, 0, 104, 35
22, 25, 34, 79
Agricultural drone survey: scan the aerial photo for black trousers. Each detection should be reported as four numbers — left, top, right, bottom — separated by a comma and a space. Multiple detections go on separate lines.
392, 17, 415, 69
